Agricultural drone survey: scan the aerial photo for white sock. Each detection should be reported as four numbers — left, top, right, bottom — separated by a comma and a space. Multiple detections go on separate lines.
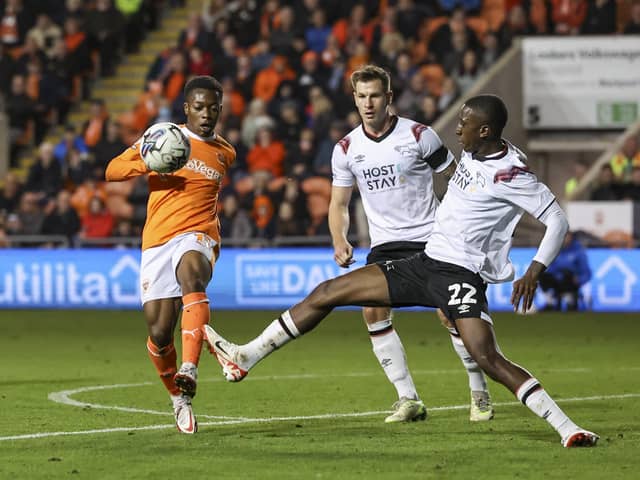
368, 320, 418, 400
516, 377, 579, 439
450, 334, 488, 392
240, 310, 299, 369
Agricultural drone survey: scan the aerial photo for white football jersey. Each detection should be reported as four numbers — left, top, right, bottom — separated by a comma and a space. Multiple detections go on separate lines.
425, 140, 556, 283
331, 116, 454, 247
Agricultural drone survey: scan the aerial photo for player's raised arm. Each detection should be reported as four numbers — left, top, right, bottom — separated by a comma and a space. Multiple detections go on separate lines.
105, 141, 149, 182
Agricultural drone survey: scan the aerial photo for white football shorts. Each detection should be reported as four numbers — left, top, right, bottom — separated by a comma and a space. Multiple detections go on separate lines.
140, 231, 217, 304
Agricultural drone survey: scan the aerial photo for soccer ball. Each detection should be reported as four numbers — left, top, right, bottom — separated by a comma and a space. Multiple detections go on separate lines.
140, 122, 191, 173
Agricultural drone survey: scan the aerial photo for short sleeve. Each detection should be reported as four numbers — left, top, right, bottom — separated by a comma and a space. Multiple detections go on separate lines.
493, 167, 556, 218
415, 125, 454, 173
331, 140, 354, 187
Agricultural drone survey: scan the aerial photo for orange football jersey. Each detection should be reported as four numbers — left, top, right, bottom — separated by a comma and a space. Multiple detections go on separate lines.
105, 126, 235, 251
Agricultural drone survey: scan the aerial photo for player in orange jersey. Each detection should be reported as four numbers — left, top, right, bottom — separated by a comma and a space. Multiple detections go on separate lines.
105, 76, 235, 434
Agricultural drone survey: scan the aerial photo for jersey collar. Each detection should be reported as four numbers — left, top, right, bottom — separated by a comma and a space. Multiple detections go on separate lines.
361, 115, 398, 143
471, 140, 508, 162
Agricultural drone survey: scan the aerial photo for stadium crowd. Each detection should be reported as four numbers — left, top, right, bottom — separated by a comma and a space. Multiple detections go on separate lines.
0, 0, 639, 247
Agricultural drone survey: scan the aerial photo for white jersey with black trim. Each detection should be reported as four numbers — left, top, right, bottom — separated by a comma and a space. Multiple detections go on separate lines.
331, 116, 454, 247
425, 140, 556, 283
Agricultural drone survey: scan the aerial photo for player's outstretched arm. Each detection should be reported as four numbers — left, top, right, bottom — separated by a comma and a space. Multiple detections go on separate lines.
105, 143, 149, 182
512, 201, 569, 313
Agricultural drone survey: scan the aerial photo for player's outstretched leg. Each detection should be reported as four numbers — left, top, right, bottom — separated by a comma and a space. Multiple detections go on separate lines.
456, 316, 598, 447
204, 310, 301, 382
364, 308, 426, 423
437, 310, 493, 421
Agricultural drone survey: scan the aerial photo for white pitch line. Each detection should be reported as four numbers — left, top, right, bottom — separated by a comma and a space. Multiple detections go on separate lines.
2, 392, 638, 442
46, 367, 599, 417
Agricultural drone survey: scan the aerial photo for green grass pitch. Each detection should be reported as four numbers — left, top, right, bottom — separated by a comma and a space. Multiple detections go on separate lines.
0, 309, 638, 479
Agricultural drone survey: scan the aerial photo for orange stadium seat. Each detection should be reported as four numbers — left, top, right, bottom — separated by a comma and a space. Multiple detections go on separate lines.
425, 16, 448, 44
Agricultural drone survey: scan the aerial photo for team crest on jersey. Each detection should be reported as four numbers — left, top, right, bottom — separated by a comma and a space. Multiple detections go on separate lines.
394, 144, 414, 157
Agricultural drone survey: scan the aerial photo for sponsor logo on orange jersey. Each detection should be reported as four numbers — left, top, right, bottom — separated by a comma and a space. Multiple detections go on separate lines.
184, 158, 224, 181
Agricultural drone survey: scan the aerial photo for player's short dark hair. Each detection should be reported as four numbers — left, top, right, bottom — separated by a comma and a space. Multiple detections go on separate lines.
350, 65, 392, 93
465, 94, 508, 137
184, 75, 223, 101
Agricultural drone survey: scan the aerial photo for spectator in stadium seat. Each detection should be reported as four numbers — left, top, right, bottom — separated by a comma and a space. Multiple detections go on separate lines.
0, 172, 24, 216
437, 75, 459, 112
82, 98, 109, 148
65, 146, 93, 187
623, 1, 640, 34
453, 49, 481, 93
227, 0, 260, 48
313, 120, 348, 177
478, 30, 501, 72
305, 7, 331, 54
246, 126, 286, 178
41, 189, 81, 245
551, 0, 587, 35
580, 0, 617, 34
268, 5, 302, 58
429, 7, 480, 66
275, 199, 306, 238
565, 159, 589, 198
590, 164, 621, 201
253, 55, 296, 103
307, 85, 335, 144
177, 12, 209, 51
241, 97, 275, 148
0, 43, 17, 97
539, 231, 591, 311
496, 4, 534, 53
54, 123, 88, 166
25, 13, 62, 59
218, 193, 253, 240
25, 142, 64, 199
395, 0, 435, 40
93, 120, 127, 170
70, 172, 107, 217
187, 46, 213, 77
284, 127, 316, 178
5, 74, 37, 161
79, 195, 114, 240
0, 0, 32, 50
297, 50, 330, 100
276, 100, 304, 153
84, 0, 124, 76
15, 191, 45, 235
391, 51, 417, 95
233, 52, 256, 102
415, 94, 441, 126
610, 135, 640, 182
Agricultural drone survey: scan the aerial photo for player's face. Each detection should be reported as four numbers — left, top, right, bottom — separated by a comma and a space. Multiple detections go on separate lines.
353, 79, 392, 133
455, 105, 486, 152
184, 88, 222, 137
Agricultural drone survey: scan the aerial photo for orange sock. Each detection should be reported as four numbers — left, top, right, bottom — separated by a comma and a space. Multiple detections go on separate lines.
181, 292, 210, 366
146, 337, 180, 396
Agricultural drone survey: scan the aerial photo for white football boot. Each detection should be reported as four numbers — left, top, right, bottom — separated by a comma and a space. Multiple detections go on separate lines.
203, 324, 248, 382
385, 397, 427, 423
172, 393, 197, 434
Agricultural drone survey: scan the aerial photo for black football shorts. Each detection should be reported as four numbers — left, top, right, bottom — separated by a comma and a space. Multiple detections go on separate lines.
378, 252, 489, 321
